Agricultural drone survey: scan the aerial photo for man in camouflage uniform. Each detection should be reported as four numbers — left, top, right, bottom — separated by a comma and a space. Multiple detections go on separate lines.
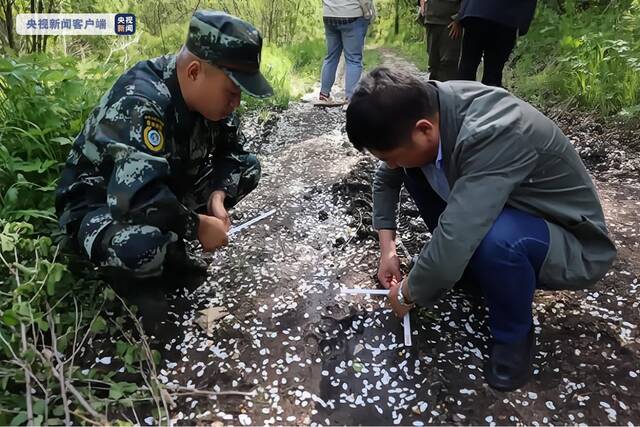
55, 11, 272, 291
418, 0, 462, 81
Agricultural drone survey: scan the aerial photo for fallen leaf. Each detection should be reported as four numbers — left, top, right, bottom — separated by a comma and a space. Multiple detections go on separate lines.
196, 307, 229, 336
353, 343, 364, 356
160, 388, 176, 409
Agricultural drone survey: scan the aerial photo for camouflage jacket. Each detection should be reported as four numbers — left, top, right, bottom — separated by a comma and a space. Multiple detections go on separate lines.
55, 55, 250, 241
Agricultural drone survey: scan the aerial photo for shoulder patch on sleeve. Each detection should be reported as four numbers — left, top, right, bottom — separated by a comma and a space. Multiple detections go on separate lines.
143, 115, 165, 152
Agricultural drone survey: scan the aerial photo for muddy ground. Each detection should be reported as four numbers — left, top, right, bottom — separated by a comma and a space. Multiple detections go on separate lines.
118, 53, 638, 425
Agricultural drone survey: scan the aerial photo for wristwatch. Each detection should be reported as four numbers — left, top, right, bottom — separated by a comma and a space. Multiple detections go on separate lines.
397, 280, 415, 308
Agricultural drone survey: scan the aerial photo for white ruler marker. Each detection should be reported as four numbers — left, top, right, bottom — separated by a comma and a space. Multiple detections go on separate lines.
340, 288, 390, 296
403, 313, 412, 346
228, 209, 276, 236
396, 236, 414, 345
340, 287, 412, 346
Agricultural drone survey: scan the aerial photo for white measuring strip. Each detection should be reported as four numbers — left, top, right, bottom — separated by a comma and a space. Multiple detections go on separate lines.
340, 288, 412, 346
340, 288, 391, 296
228, 209, 276, 236
396, 236, 415, 345
403, 312, 412, 346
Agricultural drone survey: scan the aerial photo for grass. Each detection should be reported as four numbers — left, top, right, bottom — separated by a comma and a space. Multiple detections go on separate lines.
2, 1, 638, 422
506, 1, 640, 118
242, 37, 386, 112
239, 39, 323, 112
364, 47, 384, 70
389, 39, 428, 72
378, 29, 428, 71
368, 0, 429, 71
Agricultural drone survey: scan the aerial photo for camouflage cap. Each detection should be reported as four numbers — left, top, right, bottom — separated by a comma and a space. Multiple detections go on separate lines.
186, 10, 273, 98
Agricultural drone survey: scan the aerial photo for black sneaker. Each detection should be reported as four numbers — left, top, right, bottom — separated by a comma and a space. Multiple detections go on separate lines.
484, 326, 535, 391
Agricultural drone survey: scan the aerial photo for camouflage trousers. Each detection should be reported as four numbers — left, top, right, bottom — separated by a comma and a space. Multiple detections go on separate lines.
76, 154, 260, 279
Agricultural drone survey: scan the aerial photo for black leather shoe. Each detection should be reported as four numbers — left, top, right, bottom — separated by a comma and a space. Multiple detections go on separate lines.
165, 241, 208, 277
107, 275, 170, 337
484, 327, 535, 391
127, 286, 170, 338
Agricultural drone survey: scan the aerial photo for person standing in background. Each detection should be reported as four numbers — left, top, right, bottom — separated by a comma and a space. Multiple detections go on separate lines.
457, 0, 537, 87
318, 0, 376, 107
418, 0, 462, 81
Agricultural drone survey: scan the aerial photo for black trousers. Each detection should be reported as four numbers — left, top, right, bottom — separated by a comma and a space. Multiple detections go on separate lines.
458, 17, 518, 87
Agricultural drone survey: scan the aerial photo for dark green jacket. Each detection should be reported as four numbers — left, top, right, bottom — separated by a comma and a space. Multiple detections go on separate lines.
373, 80, 616, 306
422, 0, 460, 25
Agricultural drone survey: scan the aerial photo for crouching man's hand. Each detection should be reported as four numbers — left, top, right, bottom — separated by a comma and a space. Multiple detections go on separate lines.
197, 214, 229, 252
208, 190, 231, 229
388, 277, 415, 318
377, 229, 403, 289
378, 251, 403, 289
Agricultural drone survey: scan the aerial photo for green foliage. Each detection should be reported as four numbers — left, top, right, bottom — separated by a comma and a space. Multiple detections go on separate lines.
0, 218, 167, 425
0, 55, 117, 224
0, 52, 170, 425
241, 43, 304, 111
364, 47, 384, 70
507, 0, 640, 117
371, 0, 428, 70
284, 38, 326, 78
393, 39, 429, 72
0, 221, 98, 423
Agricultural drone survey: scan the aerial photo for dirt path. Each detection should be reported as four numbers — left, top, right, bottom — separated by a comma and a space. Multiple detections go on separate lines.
152, 52, 639, 426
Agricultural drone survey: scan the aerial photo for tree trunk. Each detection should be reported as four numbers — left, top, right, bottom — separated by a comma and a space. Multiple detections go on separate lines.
273, 2, 279, 43
2, 0, 16, 51
30, 0, 36, 52
37, 0, 44, 52
268, 1, 275, 42
156, 5, 166, 51
394, 0, 400, 35
42, 0, 56, 53
289, 0, 303, 43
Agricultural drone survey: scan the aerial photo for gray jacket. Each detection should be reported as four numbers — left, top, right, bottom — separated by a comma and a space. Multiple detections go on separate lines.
373, 80, 616, 307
